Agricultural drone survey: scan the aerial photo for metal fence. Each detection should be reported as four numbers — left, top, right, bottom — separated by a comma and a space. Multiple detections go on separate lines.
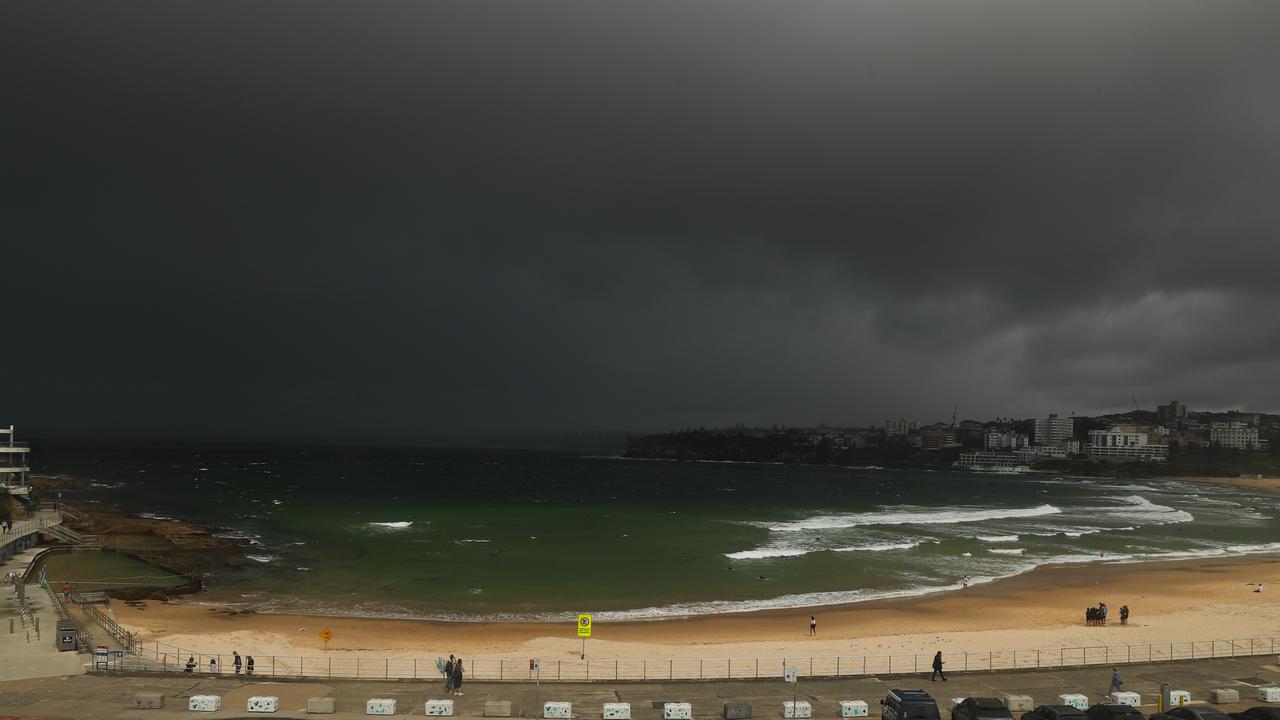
120, 636, 1280, 682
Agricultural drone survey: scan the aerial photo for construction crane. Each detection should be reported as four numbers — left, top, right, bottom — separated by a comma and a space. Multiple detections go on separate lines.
1132, 394, 1140, 412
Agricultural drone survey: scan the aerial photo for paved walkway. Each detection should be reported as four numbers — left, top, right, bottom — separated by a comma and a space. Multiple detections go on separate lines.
0, 510, 60, 554
0, 655, 1277, 719
0, 548, 89, 682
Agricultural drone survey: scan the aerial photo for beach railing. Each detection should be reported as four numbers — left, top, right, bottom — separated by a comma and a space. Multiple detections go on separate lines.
119, 635, 1280, 682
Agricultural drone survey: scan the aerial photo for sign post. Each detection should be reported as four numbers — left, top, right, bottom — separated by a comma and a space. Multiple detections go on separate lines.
530, 659, 540, 710
577, 614, 593, 660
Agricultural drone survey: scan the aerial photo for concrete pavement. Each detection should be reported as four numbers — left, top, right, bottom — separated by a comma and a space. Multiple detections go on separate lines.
0, 655, 1278, 719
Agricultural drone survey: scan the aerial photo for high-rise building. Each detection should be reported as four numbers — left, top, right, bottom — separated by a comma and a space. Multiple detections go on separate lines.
1033, 414, 1074, 446
1157, 400, 1187, 422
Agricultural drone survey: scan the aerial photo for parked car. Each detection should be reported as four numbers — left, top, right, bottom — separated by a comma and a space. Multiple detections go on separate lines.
953, 698, 1014, 720
1150, 707, 1232, 720
1229, 709, 1280, 720
1086, 704, 1147, 720
883, 690, 943, 720
1023, 706, 1089, 720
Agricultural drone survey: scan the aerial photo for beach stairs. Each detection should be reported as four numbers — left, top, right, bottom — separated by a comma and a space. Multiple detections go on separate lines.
44, 524, 101, 550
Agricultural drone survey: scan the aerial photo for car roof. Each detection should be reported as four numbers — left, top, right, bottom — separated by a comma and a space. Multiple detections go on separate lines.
892, 690, 934, 699
973, 699, 1007, 707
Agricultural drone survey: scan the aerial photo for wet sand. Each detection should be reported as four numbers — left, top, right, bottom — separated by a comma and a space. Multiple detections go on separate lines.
113, 553, 1280, 662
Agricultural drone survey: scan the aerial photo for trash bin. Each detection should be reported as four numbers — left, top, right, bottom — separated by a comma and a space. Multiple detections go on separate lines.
55, 620, 77, 652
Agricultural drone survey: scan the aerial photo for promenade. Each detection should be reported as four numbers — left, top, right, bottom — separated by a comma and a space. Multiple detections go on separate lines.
0, 654, 1277, 719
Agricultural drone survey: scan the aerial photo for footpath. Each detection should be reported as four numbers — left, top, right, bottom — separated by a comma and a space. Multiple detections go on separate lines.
0, 655, 1278, 720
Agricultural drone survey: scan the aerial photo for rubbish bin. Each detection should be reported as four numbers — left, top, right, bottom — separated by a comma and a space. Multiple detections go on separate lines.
55, 620, 77, 652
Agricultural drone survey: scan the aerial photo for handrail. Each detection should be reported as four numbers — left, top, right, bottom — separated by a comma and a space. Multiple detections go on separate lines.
82, 602, 134, 651
44, 584, 94, 650
119, 635, 1280, 681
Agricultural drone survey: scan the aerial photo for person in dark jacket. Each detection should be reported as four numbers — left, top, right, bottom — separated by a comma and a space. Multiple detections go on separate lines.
184, 656, 196, 673
233, 651, 242, 674
452, 657, 464, 695
931, 651, 946, 681
444, 655, 455, 693
246, 656, 255, 675
1108, 667, 1123, 695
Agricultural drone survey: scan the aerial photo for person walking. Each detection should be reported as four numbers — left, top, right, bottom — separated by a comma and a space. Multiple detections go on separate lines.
452, 657, 464, 696
246, 655, 255, 675
233, 651, 242, 674
1108, 667, 1123, 696
1119, 605, 1129, 625
444, 655, 455, 694
931, 651, 946, 682
809, 616, 817, 636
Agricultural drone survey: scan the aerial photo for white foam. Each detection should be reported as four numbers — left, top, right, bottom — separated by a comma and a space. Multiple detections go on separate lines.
726, 539, 928, 560
455, 538, 490, 543
833, 541, 924, 553
765, 504, 1061, 532
368, 521, 413, 529
987, 548, 1027, 555
726, 547, 810, 560
245, 555, 279, 563
977, 535, 1019, 542
1098, 495, 1194, 525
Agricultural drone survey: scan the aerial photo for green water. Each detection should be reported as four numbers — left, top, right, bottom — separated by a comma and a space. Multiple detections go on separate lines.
31, 551, 188, 591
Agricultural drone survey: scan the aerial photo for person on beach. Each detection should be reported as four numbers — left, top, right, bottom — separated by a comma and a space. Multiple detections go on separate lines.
62, 581, 71, 602
184, 656, 195, 673
1100, 602, 1108, 620
1108, 667, 1123, 695
233, 651, 242, 674
452, 657, 464, 695
444, 655, 455, 693
1119, 605, 1129, 624
246, 656, 255, 675
931, 651, 946, 682
809, 616, 817, 636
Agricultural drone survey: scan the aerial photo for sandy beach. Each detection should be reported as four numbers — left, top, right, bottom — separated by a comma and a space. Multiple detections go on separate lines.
114, 553, 1280, 663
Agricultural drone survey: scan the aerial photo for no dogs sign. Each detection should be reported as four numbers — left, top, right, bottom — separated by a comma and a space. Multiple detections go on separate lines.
577, 614, 593, 637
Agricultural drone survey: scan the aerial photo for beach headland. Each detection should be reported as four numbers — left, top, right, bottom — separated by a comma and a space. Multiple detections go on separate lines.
113, 552, 1280, 664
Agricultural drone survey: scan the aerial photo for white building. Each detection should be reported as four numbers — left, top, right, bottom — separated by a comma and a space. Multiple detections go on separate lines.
1085, 428, 1167, 461
884, 418, 917, 437
957, 451, 1027, 470
0, 425, 31, 494
1210, 422, 1262, 451
1033, 414, 1074, 446
1016, 445, 1068, 462
985, 431, 1029, 450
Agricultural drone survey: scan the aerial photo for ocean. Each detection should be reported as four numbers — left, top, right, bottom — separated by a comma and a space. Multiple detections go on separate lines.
36, 446, 1280, 622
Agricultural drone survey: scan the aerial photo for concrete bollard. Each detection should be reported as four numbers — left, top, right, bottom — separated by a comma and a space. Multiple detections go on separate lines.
366, 699, 398, 716
1209, 690, 1239, 704
134, 692, 164, 709
724, 702, 753, 720
485, 701, 513, 717
784, 701, 812, 719
545, 702, 573, 719
664, 703, 692, 720
839, 701, 868, 718
188, 695, 222, 712
1169, 691, 1191, 707
1058, 695, 1088, 710
248, 696, 279, 713
1001, 696, 1034, 713
306, 697, 336, 714
604, 703, 632, 719
426, 699, 455, 716
1259, 688, 1280, 703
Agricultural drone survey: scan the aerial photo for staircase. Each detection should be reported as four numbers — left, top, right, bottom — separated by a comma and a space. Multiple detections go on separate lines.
44, 524, 101, 550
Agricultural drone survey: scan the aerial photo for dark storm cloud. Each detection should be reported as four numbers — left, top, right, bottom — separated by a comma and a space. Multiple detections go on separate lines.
3, 1, 1280, 441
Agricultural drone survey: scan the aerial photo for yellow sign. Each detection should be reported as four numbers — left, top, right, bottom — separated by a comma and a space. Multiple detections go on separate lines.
576, 614, 593, 637
319, 628, 333, 643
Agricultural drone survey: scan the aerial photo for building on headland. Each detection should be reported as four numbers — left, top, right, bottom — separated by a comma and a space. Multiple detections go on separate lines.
1157, 400, 1187, 422
0, 425, 31, 495
1033, 414, 1074, 446
1016, 444, 1068, 463
1085, 428, 1168, 461
920, 424, 959, 450
1209, 421, 1267, 451
884, 417, 917, 437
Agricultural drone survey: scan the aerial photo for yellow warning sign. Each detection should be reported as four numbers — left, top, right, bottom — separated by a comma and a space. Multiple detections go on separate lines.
577, 613, 593, 637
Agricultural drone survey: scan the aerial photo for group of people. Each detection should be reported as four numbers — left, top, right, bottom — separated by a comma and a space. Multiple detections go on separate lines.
1084, 602, 1130, 626
183, 650, 254, 675
442, 654, 465, 695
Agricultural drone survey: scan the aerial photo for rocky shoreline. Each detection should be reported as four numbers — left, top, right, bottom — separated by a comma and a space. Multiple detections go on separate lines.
30, 474, 246, 599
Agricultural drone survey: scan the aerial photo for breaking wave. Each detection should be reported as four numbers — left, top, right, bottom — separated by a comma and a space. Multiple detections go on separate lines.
764, 504, 1061, 532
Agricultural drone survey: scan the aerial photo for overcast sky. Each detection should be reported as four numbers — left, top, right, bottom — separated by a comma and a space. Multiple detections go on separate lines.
4, 2, 1280, 443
